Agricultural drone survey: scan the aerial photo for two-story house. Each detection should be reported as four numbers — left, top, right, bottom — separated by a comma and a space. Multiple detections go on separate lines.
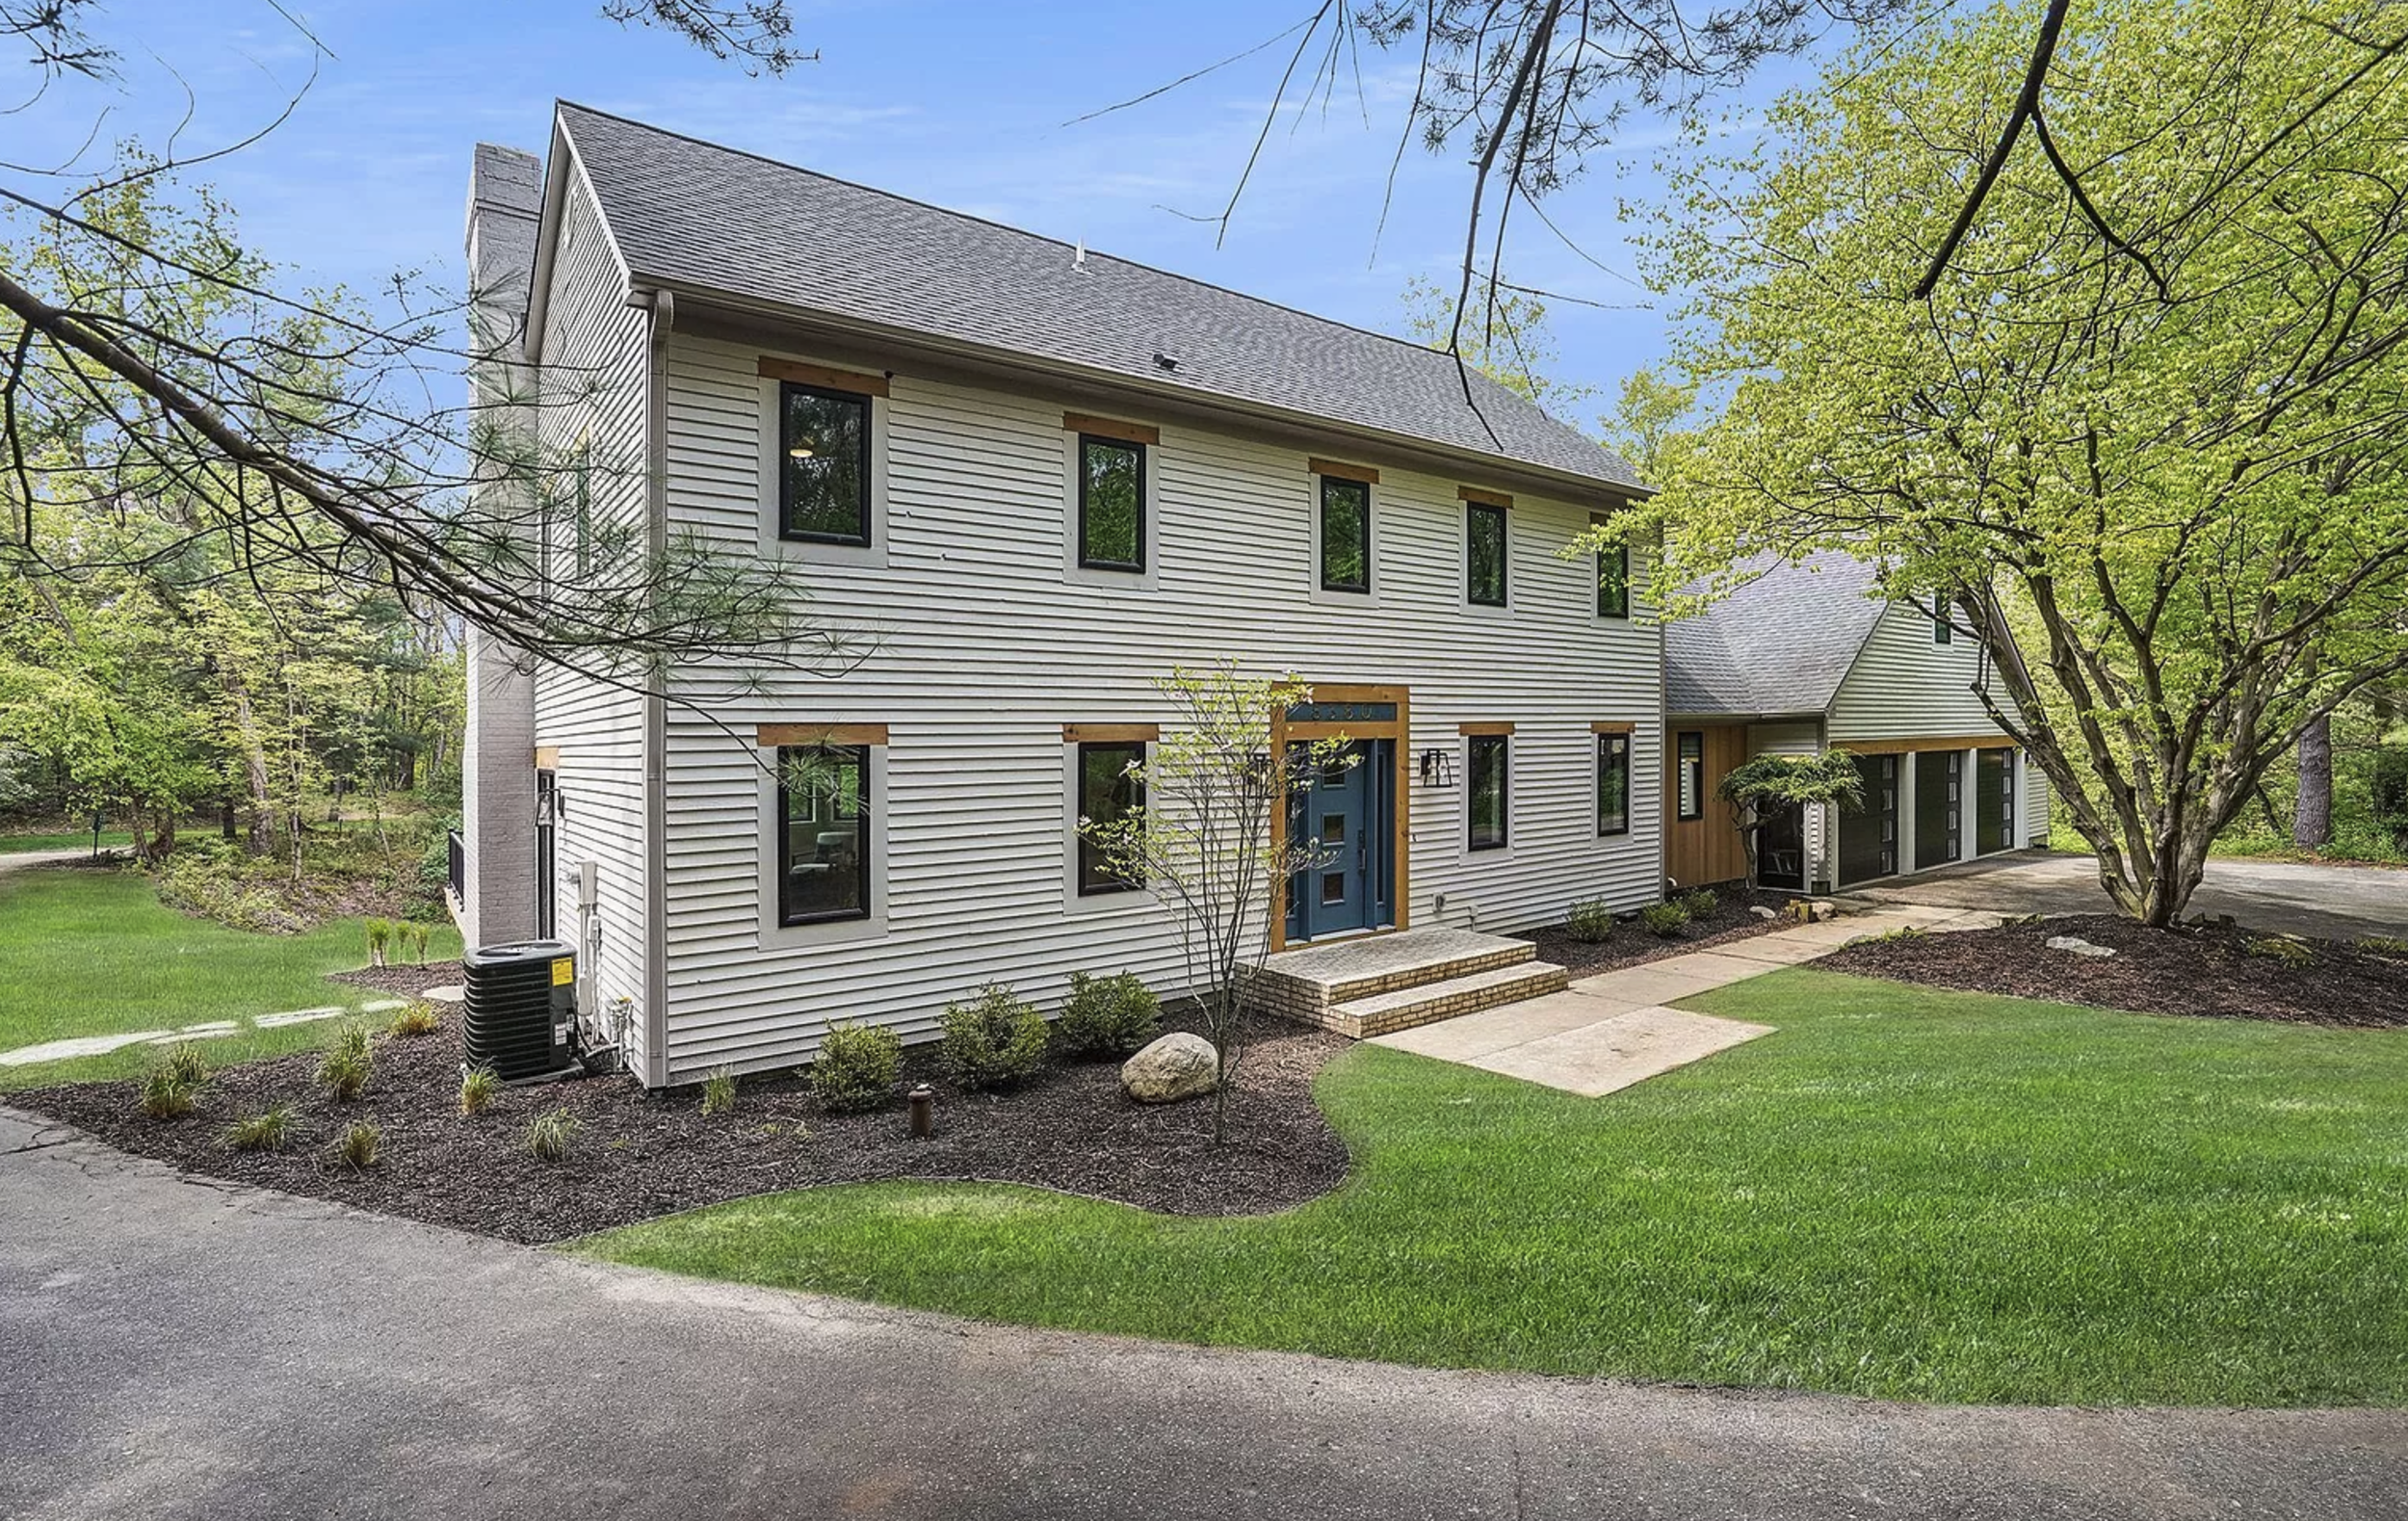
458, 106, 1662, 1086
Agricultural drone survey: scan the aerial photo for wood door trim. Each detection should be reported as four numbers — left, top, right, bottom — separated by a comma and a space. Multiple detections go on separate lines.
531, 746, 561, 770
1589, 721, 1638, 734
1269, 683, 1411, 954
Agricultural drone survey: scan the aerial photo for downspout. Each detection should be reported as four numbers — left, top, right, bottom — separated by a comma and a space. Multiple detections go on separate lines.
639, 285, 674, 1088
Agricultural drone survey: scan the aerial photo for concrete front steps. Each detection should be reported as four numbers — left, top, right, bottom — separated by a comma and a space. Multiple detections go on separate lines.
1247, 928, 1569, 1039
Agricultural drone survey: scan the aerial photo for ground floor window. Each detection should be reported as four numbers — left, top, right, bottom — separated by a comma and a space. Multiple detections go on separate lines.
1468, 734, 1508, 850
1676, 731, 1705, 821
777, 745, 870, 924
1596, 732, 1631, 836
1076, 740, 1146, 894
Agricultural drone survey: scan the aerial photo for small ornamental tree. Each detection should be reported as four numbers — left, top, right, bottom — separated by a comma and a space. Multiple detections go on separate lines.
1078, 663, 1351, 1142
1715, 751, 1866, 885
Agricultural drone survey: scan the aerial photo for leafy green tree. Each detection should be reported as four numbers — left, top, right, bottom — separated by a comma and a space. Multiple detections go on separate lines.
1606, 0, 2408, 927
1401, 274, 1593, 414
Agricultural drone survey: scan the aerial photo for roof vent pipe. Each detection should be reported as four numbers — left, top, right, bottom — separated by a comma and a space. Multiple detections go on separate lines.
1073, 238, 1086, 271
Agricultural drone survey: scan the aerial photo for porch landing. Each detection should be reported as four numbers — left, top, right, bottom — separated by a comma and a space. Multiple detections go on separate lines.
1248, 929, 1569, 1039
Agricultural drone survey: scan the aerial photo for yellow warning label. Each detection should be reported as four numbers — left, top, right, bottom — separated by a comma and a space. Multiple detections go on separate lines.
550, 958, 574, 986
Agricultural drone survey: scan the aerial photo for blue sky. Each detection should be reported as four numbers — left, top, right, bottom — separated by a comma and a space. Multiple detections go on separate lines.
12, 2, 1832, 422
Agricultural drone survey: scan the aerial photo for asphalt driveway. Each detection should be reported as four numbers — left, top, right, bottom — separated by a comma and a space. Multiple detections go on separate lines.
1849, 850, 2406, 940
6, 1107, 2405, 1520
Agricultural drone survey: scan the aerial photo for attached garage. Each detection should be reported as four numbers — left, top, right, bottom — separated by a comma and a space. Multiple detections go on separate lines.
1663, 551, 2052, 894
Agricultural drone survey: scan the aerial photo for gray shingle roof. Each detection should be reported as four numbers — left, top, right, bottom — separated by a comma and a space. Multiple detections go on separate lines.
1664, 551, 1888, 717
552, 103, 1640, 493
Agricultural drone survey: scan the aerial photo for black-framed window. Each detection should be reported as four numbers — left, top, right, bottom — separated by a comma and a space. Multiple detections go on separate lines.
1319, 475, 1371, 592
778, 381, 872, 545
1676, 731, 1705, 822
776, 744, 870, 925
1466, 502, 1507, 606
1076, 741, 1145, 894
1598, 543, 1630, 618
1467, 734, 1508, 850
1078, 434, 1145, 570
1933, 614, 1952, 644
1597, 732, 1632, 836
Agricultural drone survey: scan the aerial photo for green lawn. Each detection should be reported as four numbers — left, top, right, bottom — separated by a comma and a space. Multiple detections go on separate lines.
581, 968, 2408, 1406
0, 829, 132, 854
0, 865, 458, 1088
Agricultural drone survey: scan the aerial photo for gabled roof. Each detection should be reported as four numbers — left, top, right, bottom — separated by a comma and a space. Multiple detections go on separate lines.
548, 102, 1641, 496
1664, 550, 1888, 717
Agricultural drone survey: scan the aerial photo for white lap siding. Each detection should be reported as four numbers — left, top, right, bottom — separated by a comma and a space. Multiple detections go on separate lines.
653, 331, 1662, 1080
525, 169, 655, 1075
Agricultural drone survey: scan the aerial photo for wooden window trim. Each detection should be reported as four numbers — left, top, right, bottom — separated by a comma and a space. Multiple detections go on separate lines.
1589, 721, 1637, 734
1308, 458, 1378, 485
758, 355, 890, 397
756, 723, 890, 747
1062, 411, 1160, 447
1457, 485, 1513, 509
1457, 721, 1516, 736
531, 746, 561, 769
1061, 723, 1160, 744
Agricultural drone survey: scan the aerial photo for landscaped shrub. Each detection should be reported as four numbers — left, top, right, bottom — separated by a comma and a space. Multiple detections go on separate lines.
701, 1066, 739, 1116
2360, 934, 2408, 959
1638, 901, 1692, 938
387, 1003, 441, 1038
332, 1020, 372, 1062
2244, 935, 2315, 967
158, 1042, 211, 1089
364, 917, 394, 967
140, 1066, 196, 1119
222, 1106, 296, 1152
1679, 887, 1719, 918
1565, 898, 1617, 943
332, 1121, 381, 1171
394, 920, 432, 965
458, 1065, 500, 1115
154, 851, 304, 934
1054, 971, 1162, 1058
812, 1021, 902, 1113
319, 1046, 372, 1102
525, 1108, 582, 1163
939, 983, 1050, 1089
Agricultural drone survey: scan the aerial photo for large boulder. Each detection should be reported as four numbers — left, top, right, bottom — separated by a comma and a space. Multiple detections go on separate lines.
1121, 1033, 1219, 1104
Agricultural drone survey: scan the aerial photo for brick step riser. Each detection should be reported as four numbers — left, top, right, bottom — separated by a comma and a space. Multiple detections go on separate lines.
1244, 943, 1535, 1019
1329, 968, 1571, 1039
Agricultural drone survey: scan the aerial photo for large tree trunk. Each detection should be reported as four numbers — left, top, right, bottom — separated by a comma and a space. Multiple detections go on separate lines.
222, 676, 275, 854
2292, 713, 2333, 851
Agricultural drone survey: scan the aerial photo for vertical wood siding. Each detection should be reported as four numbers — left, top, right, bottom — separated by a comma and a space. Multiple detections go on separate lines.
653, 332, 1663, 1079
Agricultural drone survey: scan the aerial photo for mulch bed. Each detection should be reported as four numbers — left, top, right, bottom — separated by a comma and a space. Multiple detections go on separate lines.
326, 960, 464, 999
13, 1012, 1352, 1246
1819, 913, 2408, 1029
1519, 885, 1790, 978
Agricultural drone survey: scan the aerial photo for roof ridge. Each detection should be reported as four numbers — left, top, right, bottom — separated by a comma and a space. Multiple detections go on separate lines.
551, 99, 1584, 427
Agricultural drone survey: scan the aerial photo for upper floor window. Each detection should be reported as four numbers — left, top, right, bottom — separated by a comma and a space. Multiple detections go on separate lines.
1075, 740, 1146, 895
1676, 731, 1705, 822
1319, 475, 1371, 592
1466, 500, 1507, 606
779, 381, 872, 545
1467, 733, 1508, 850
776, 744, 871, 924
1597, 731, 1632, 836
1932, 612, 1953, 644
1079, 434, 1146, 570
1598, 543, 1630, 618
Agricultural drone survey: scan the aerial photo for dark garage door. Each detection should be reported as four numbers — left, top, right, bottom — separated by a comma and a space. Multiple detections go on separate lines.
1915, 750, 1963, 870
1976, 747, 2014, 854
1837, 753, 1898, 885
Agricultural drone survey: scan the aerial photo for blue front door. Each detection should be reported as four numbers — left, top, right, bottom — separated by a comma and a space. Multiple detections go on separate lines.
1286, 740, 1395, 942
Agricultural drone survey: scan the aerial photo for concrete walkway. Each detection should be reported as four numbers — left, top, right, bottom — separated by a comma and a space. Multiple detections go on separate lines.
6, 1105, 2403, 1521
1849, 849, 2407, 941
1374, 906, 1998, 1096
